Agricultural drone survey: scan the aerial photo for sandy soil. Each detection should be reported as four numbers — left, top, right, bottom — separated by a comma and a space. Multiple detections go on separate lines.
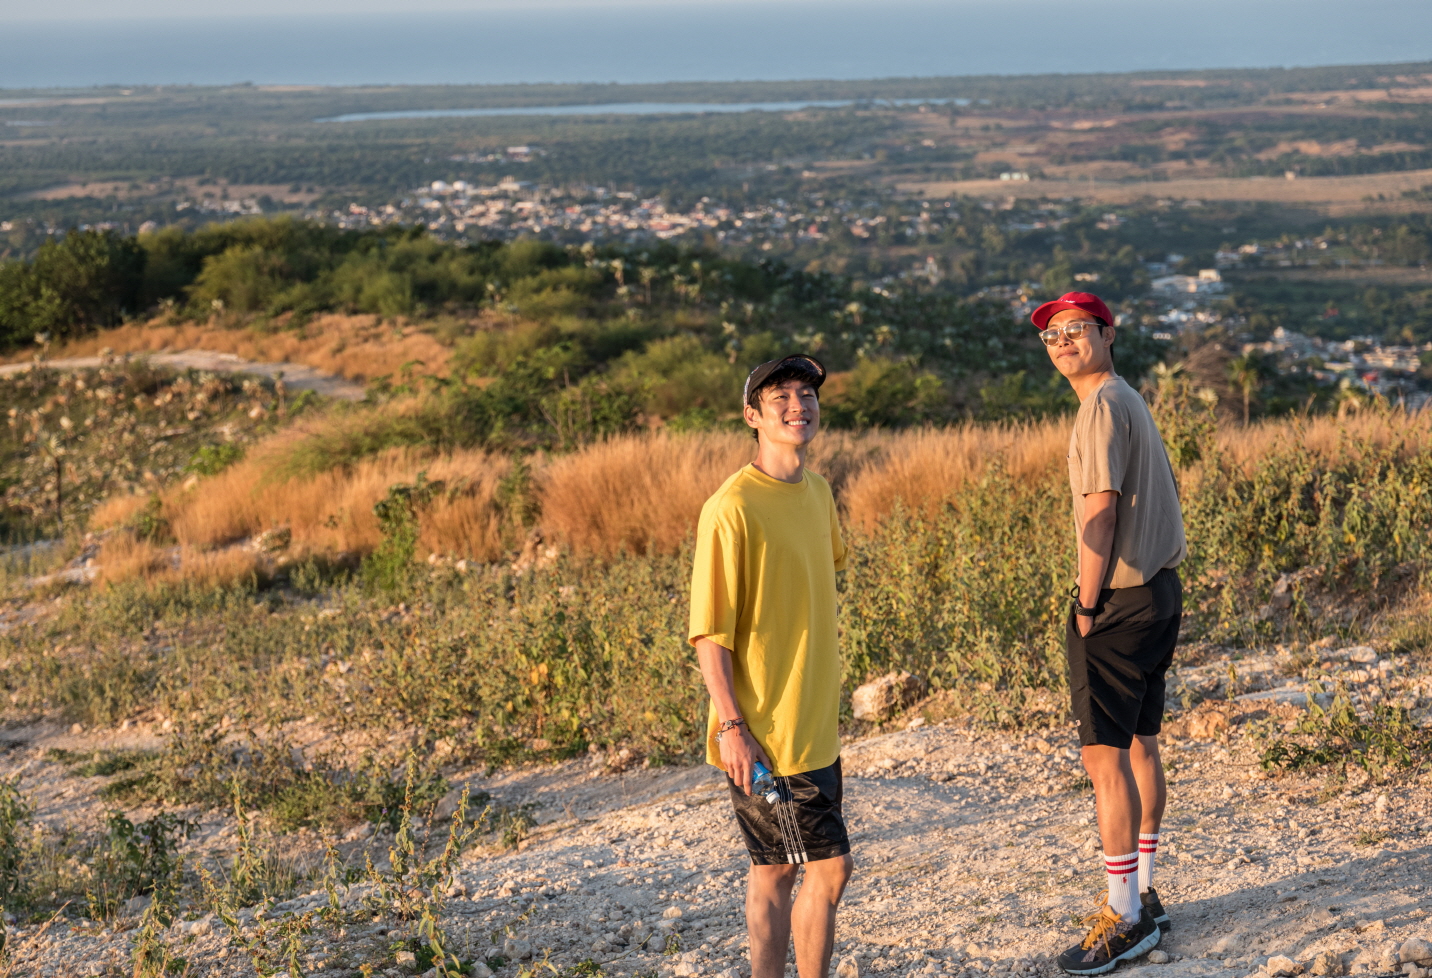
1, 642, 1428, 978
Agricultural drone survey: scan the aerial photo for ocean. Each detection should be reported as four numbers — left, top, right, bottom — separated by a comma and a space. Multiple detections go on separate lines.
2, 0, 1430, 90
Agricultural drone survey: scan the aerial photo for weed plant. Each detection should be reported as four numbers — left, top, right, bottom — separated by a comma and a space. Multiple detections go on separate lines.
1259, 688, 1432, 781
84, 810, 196, 921
101, 725, 451, 833
0, 777, 33, 916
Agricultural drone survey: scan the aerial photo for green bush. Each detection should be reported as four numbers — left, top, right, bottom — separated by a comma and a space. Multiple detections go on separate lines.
85, 810, 197, 920
840, 462, 1072, 712
363, 473, 446, 593
0, 230, 145, 347
612, 335, 742, 419
185, 442, 246, 476
0, 218, 1103, 426
824, 356, 948, 427
0, 776, 34, 913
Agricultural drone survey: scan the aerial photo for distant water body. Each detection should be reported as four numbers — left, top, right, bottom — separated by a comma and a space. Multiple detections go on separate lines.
2, 0, 1430, 89
318, 98, 965, 122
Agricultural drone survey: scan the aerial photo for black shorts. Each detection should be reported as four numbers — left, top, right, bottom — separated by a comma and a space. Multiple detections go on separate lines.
1067, 567, 1182, 750
726, 758, 850, 866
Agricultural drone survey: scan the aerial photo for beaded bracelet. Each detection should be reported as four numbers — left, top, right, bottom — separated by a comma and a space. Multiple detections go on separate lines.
714, 717, 747, 743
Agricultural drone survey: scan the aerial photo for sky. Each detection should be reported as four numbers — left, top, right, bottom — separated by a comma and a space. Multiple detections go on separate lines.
0, 0, 1428, 88
6, 0, 809, 18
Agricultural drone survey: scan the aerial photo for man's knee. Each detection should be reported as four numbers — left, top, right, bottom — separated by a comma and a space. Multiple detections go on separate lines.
1080, 744, 1128, 776
749, 862, 800, 892
804, 853, 853, 894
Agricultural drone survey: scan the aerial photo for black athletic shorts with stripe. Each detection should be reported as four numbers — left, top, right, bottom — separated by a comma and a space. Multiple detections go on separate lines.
726, 758, 850, 865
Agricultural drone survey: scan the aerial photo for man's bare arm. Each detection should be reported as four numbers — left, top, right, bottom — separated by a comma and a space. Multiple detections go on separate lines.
1076, 490, 1119, 636
695, 636, 772, 794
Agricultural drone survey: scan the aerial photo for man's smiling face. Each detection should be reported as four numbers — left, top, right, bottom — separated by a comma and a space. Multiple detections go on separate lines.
1044, 307, 1115, 381
745, 378, 820, 446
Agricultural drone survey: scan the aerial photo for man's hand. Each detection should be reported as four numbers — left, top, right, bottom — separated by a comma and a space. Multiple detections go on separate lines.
721, 724, 774, 796
1077, 614, 1094, 637
696, 636, 776, 793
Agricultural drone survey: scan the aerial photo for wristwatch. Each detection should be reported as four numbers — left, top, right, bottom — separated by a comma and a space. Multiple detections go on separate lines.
1070, 584, 1098, 617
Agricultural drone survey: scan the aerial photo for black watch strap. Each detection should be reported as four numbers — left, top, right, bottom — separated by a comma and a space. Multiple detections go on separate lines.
1070, 584, 1098, 617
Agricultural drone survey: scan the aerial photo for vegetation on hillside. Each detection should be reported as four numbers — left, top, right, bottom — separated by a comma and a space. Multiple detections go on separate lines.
7, 407, 1430, 769
0, 221, 1176, 505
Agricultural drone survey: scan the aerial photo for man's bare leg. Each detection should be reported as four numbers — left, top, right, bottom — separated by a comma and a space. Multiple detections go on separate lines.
1081, 745, 1141, 859
1129, 735, 1166, 835
792, 855, 853, 978
748, 864, 798, 978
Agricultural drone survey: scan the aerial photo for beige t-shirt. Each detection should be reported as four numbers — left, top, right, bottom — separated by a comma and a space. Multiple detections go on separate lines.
1069, 376, 1187, 590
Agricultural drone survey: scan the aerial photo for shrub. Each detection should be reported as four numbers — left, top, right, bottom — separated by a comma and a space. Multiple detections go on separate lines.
823, 356, 948, 428
611, 335, 743, 420
85, 810, 197, 920
185, 442, 246, 476
0, 776, 34, 913
363, 472, 446, 592
0, 230, 145, 347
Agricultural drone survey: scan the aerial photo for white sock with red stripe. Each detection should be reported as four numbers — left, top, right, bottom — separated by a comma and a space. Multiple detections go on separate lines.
1138, 833, 1159, 894
1105, 851, 1141, 923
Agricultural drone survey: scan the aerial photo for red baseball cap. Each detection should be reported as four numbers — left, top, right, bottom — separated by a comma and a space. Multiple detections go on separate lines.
1030, 291, 1114, 330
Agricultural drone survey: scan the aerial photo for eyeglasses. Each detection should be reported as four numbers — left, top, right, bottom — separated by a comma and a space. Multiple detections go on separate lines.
1039, 321, 1105, 346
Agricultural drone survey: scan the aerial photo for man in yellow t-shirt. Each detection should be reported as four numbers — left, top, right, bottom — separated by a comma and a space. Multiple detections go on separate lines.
690, 354, 852, 978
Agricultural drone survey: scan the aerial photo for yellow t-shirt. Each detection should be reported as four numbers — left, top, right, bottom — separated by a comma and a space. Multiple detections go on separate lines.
687, 464, 847, 777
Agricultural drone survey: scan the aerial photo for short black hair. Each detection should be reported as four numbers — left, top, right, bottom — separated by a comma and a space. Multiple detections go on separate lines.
747, 360, 823, 440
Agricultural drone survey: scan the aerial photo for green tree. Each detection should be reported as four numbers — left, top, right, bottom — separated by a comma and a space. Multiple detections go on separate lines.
0, 230, 145, 347
1227, 352, 1275, 426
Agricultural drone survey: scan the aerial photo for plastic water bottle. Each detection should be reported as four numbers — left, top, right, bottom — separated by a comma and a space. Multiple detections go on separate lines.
751, 762, 781, 804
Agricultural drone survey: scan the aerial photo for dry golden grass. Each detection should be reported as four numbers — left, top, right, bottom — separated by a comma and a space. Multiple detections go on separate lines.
840, 421, 1070, 531
1216, 406, 1432, 472
536, 428, 900, 556
89, 494, 149, 531
94, 532, 266, 590
91, 406, 1431, 584
158, 443, 511, 562
10, 314, 454, 381
94, 532, 172, 587
540, 432, 752, 556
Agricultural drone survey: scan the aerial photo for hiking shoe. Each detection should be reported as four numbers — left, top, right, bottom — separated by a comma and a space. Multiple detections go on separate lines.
1141, 888, 1170, 933
1057, 904, 1161, 975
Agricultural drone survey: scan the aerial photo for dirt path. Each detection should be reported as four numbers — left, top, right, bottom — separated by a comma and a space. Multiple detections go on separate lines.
1, 644, 1428, 978
0, 350, 366, 400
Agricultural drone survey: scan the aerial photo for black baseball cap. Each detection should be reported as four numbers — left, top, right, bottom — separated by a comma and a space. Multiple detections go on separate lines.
743, 354, 827, 409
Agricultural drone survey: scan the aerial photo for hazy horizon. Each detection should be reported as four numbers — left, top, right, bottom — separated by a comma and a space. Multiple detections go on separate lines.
1, 0, 1429, 90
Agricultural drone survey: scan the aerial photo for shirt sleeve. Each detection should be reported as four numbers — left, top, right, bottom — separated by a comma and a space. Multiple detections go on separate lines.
829, 493, 848, 572
687, 500, 743, 650
1077, 392, 1130, 496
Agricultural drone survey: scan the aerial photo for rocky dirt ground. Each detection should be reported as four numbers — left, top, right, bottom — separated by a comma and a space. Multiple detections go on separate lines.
1, 641, 1429, 978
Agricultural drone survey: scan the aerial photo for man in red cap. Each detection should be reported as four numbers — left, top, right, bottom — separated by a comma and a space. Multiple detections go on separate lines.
1032, 293, 1185, 975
